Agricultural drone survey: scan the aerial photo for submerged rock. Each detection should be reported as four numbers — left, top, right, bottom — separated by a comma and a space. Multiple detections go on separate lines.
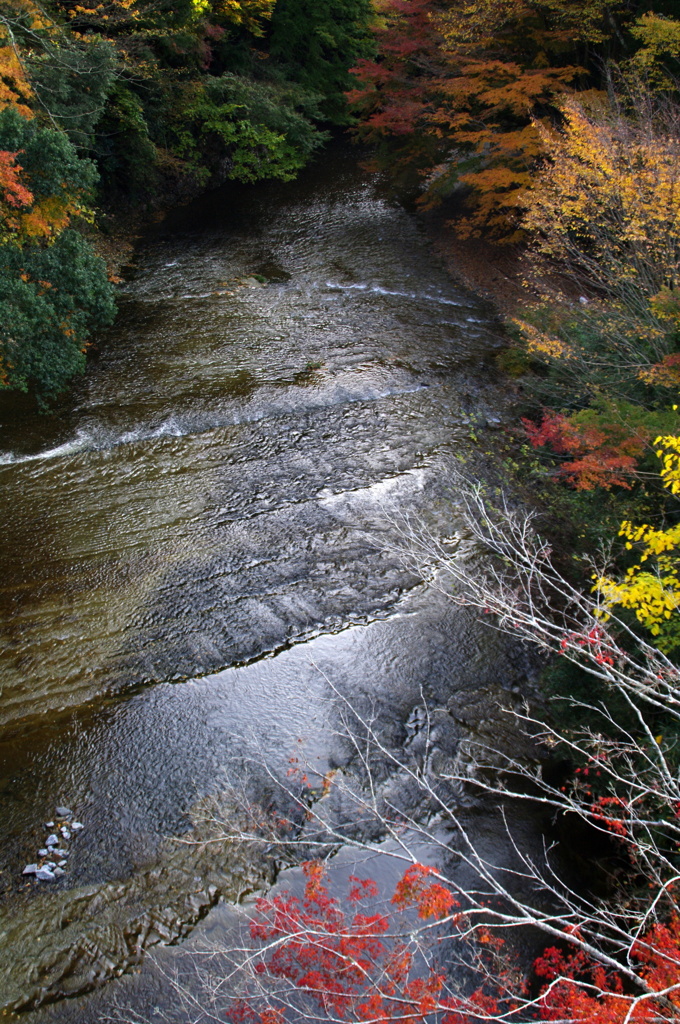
22, 864, 38, 875
55, 806, 72, 818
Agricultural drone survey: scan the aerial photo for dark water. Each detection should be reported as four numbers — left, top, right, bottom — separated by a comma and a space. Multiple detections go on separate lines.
0, 149, 534, 1016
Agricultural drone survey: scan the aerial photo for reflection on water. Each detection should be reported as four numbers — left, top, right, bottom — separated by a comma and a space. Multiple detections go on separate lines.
0, 148, 527, 1016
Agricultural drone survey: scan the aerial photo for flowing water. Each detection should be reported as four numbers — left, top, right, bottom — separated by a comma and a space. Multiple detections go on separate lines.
0, 148, 536, 1018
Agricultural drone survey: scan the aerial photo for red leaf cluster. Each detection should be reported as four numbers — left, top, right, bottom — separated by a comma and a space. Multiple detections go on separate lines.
522, 411, 645, 490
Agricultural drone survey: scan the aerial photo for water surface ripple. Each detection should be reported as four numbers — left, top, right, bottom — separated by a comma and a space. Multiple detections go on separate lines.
0, 152, 527, 1015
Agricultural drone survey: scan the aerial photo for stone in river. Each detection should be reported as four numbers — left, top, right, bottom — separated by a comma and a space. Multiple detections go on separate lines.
45, 821, 54, 828
55, 807, 72, 818
60, 829, 71, 840
22, 864, 38, 875
71, 822, 84, 831
38, 848, 48, 857
53, 867, 65, 877
58, 860, 67, 867
46, 834, 58, 846
35, 868, 56, 881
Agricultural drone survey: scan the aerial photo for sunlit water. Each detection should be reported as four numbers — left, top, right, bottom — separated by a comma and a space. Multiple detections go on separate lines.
0, 149, 535, 1016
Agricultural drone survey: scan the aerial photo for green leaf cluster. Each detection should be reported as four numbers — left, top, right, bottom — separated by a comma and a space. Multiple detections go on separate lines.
269, 0, 375, 124
0, 109, 115, 402
175, 74, 329, 184
0, 229, 116, 402
0, 106, 98, 214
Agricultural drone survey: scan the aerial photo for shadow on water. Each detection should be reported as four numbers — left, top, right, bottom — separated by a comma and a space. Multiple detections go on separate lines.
0, 144, 537, 1018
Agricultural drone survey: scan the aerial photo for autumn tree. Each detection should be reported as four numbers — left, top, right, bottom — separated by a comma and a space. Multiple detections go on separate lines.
423, 0, 620, 239
0, 104, 115, 401
513, 68, 680, 488
347, 0, 451, 192
349, 0, 628, 238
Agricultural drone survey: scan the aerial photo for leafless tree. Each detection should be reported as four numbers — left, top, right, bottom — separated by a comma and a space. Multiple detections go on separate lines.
109, 488, 680, 1024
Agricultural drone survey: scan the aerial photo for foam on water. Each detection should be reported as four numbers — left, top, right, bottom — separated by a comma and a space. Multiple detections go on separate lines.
324, 280, 467, 306
0, 378, 434, 465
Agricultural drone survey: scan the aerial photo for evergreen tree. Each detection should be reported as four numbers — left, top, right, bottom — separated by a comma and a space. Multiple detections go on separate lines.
269, 0, 375, 124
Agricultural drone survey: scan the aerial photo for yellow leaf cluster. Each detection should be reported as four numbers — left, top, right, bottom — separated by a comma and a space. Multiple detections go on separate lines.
595, 434, 680, 646
525, 97, 680, 294
191, 0, 275, 32
655, 433, 680, 496
437, 0, 616, 51
597, 571, 680, 635
511, 318, 574, 360
629, 13, 680, 88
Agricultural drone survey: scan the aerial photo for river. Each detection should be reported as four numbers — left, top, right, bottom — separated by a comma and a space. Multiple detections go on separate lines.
0, 147, 537, 1019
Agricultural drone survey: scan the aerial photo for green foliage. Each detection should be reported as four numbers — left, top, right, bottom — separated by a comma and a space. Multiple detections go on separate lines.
269, 0, 375, 124
515, 297, 680, 410
0, 229, 116, 402
93, 83, 159, 200
0, 106, 115, 402
628, 12, 680, 88
26, 37, 118, 149
0, 106, 98, 214
175, 74, 329, 183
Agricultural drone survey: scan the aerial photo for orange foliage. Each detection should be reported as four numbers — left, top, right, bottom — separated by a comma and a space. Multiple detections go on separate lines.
392, 863, 457, 920
0, 150, 32, 208
0, 44, 33, 118
16, 196, 73, 239
350, 0, 622, 239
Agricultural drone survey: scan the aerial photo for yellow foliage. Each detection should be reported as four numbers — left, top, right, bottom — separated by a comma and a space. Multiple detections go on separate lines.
629, 13, 680, 88
511, 318, 574, 360
595, 434, 680, 648
437, 0, 616, 50
522, 94, 680, 382
655, 434, 680, 496
525, 97, 680, 291
190, 0, 275, 31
